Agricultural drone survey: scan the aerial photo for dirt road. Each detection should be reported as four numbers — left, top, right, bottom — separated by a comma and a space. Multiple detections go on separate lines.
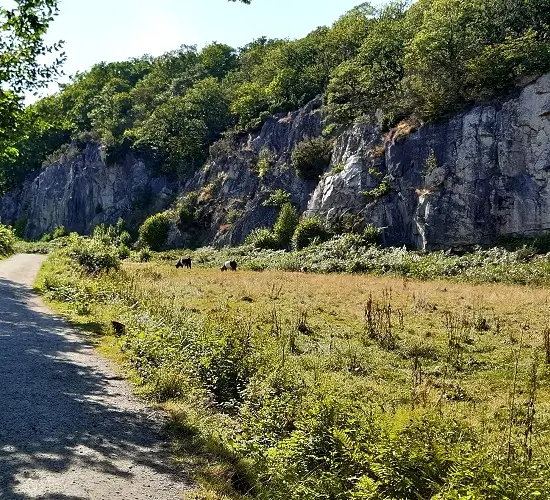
0, 254, 190, 499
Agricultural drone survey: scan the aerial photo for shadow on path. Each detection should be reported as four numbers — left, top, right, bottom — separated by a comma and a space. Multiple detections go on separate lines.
0, 277, 189, 499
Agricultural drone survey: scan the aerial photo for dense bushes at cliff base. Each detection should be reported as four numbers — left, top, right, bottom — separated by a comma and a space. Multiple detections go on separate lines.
245, 227, 279, 249
245, 202, 299, 250
138, 212, 170, 250
292, 217, 329, 249
0, 224, 15, 256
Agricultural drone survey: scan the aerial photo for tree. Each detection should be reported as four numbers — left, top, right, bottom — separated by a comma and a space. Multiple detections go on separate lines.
0, 0, 64, 160
327, 2, 408, 125
130, 47, 198, 124
402, 0, 481, 118
131, 97, 209, 176
200, 43, 237, 80
273, 202, 299, 248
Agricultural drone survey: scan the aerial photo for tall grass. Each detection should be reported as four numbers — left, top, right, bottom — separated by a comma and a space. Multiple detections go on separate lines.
37, 247, 550, 499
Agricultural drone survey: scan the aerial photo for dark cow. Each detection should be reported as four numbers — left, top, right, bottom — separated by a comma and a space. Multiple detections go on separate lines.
221, 260, 237, 271
111, 320, 126, 337
175, 257, 192, 269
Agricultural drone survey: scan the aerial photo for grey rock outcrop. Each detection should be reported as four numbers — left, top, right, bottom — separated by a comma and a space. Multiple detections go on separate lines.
309, 73, 550, 249
173, 97, 324, 246
0, 142, 173, 239
3, 73, 550, 250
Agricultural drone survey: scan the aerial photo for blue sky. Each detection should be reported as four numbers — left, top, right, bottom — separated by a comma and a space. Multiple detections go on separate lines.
34, 0, 367, 97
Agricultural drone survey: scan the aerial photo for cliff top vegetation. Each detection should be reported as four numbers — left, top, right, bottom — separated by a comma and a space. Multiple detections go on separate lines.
1, 0, 549, 194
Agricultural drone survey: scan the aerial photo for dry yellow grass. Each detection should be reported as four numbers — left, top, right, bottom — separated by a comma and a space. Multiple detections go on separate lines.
124, 264, 550, 436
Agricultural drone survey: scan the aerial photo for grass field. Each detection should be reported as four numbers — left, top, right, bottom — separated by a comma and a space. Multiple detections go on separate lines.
38, 244, 550, 499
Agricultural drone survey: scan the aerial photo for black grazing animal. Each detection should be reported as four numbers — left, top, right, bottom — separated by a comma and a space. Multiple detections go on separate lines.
221, 260, 237, 271
175, 257, 192, 269
111, 320, 126, 337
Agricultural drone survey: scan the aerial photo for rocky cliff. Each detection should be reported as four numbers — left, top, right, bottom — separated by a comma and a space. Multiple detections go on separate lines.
0, 142, 174, 239
3, 73, 550, 249
173, 97, 324, 247
310, 73, 550, 249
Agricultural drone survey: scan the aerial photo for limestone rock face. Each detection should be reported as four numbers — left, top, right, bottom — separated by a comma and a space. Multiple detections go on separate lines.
309, 73, 550, 249
0, 143, 172, 239
176, 97, 324, 246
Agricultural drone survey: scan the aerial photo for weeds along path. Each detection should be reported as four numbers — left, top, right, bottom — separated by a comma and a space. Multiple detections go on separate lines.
0, 254, 190, 499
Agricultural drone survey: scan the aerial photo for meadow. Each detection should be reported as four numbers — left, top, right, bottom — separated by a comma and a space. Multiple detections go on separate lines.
36, 234, 550, 499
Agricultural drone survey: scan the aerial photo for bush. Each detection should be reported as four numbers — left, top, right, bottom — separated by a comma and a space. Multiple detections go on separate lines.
273, 203, 299, 249
255, 147, 276, 178
0, 224, 15, 256
291, 137, 332, 180
176, 192, 198, 227
93, 219, 131, 247
358, 224, 382, 246
68, 237, 120, 273
139, 246, 152, 262
117, 243, 131, 260
262, 189, 292, 208
245, 228, 279, 250
52, 225, 67, 239
292, 217, 329, 250
138, 212, 171, 251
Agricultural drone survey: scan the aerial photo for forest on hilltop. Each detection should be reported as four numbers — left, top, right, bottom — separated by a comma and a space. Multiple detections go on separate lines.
1, 0, 549, 194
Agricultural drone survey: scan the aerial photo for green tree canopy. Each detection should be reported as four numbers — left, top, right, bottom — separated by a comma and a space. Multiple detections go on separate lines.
0, 0, 64, 161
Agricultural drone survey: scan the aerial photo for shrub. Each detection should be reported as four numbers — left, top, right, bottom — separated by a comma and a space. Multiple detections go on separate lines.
245, 228, 279, 249
361, 175, 391, 198
52, 225, 67, 239
138, 212, 171, 251
117, 243, 131, 260
291, 137, 332, 180
68, 237, 120, 273
273, 203, 299, 249
226, 209, 243, 224
0, 224, 15, 256
93, 219, 131, 247
139, 246, 152, 262
262, 189, 292, 208
358, 224, 382, 246
255, 147, 276, 178
292, 217, 329, 250
176, 192, 198, 227
331, 162, 345, 174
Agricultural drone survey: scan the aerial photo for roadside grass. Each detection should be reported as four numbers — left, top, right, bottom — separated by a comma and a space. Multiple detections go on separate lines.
15, 237, 69, 254
36, 245, 550, 498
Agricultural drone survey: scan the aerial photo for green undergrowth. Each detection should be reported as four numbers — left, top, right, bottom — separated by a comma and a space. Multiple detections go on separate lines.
35, 230, 550, 499
159, 235, 550, 286
0, 224, 16, 258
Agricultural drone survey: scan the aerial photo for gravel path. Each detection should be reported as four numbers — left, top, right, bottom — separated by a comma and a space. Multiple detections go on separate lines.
0, 254, 191, 499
